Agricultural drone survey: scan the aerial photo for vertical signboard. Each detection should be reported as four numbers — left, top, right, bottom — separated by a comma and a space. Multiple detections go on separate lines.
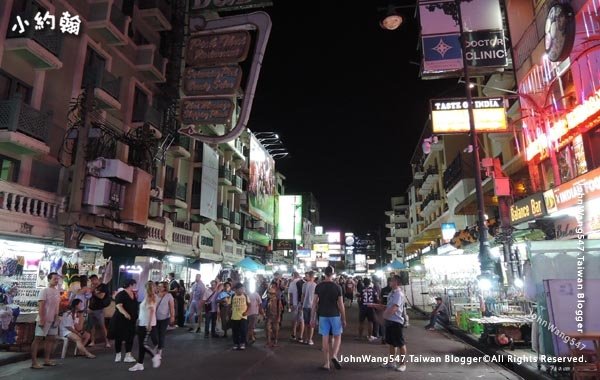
276, 195, 303, 244
200, 144, 219, 220
249, 135, 275, 224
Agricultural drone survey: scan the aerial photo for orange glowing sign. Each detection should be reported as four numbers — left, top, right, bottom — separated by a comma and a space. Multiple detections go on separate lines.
431, 97, 508, 134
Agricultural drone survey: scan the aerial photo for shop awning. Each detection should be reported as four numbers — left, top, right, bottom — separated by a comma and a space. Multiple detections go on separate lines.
454, 178, 498, 215
404, 228, 441, 253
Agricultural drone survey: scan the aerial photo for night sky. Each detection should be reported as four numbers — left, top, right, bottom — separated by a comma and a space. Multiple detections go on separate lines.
248, 1, 458, 234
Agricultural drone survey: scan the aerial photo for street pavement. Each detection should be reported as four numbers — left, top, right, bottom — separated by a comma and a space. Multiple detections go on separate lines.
0, 304, 523, 380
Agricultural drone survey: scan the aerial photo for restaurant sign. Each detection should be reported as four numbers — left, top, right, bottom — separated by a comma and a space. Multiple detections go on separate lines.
180, 98, 235, 125
543, 166, 600, 213
186, 31, 251, 67
183, 66, 243, 96
431, 97, 507, 133
272, 239, 296, 251
509, 192, 547, 225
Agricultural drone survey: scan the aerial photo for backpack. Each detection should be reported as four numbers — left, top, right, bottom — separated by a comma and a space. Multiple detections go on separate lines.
295, 279, 305, 303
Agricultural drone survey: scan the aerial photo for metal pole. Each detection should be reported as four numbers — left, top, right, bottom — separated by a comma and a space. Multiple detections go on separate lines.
455, 1, 495, 278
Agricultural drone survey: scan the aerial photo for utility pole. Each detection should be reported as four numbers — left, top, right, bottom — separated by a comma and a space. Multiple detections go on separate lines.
63, 68, 97, 249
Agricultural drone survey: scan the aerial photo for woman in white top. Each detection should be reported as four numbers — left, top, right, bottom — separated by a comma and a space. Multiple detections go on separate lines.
129, 281, 160, 372
60, 299, 96, 359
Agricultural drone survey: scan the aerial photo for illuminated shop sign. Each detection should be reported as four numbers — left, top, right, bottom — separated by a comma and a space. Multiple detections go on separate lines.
526, 87, 600, 161
509, 193, 547, 225
313, 244, 329, 252
543, 166, 600, 213
431, 97, 507, 133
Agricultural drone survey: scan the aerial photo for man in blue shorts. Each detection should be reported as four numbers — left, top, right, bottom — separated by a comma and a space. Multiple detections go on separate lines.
310, 266, 346, 371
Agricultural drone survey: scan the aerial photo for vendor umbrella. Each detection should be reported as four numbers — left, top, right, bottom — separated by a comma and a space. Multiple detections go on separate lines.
235, 257, 265, 272
387, 259, 407, 271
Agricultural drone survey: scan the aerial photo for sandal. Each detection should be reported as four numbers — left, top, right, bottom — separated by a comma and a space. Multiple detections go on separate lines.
43, 361, 57, 367
31, 364, 43, 369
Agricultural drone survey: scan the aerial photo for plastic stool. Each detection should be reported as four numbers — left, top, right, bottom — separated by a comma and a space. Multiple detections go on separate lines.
60, 336, 78, 359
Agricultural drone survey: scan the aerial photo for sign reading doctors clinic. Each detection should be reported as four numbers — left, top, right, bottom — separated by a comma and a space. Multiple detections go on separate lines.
464, 30, 507, 68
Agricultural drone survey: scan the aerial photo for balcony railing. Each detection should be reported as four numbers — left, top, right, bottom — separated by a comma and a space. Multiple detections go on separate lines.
219, 166, 232, 182
89, 1, 128, 36
230, 211, 241, 225
421, 192, 441, 210
218, 205, 230, 220
165, 180, 187, 201
0, 179, 65, 222
133, 105, 162, 127
174, 135, 191, 151
234, 175, 243, 189
0, 97, 50, 143
443, 153, 475, 193
83, 69, 121, 101
6, 15, 63, 58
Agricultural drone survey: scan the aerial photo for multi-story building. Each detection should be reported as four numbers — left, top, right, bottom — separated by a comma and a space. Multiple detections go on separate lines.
0, 0, 251, 288
384, 196, 409, 261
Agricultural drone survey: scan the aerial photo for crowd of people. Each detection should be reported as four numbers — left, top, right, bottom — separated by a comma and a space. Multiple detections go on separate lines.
30, 267, 417, 372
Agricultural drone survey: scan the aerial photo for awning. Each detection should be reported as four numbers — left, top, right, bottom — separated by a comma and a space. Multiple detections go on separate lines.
404, 228, 441, 253
454, 178, 498, 215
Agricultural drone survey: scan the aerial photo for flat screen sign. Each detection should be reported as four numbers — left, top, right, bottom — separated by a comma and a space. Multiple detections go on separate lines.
431, 97, 507, 133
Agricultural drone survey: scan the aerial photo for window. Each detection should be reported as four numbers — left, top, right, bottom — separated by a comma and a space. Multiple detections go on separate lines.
557, 145, 577, 183
584, 126, 600, 170
83, 47, 106, 85
132, 87, 148, 122
0, 155, 20, 182
0, 71, 32, 103
165, 166, 175, 181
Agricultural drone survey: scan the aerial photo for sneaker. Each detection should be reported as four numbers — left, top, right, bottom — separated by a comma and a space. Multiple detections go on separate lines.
381, 362, 397, 369
233, 345, 240, 350
239, 344, 246, 350
124, 353, 136, 363
308, 340, 315, 346
105, 342, 112, 349
152, 355, 162, 368
395, 364, 407, 372
128, 363, 144, 372
368, 336, 378, 342
114, 353, 122, 362
88, 342, 95, 347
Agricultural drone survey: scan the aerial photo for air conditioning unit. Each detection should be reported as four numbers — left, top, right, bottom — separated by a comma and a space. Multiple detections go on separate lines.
96, 159, 134, 183
225, 227, 231, 235
150, 186, 163, 200
83, 177, 125, 210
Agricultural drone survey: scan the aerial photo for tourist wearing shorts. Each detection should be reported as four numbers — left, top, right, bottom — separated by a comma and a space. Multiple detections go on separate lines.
246, 290, 262, 344
300, 271, 317, 345
311, 266, 346, 371
87, 274, 111, 348
370, 274, 407, 372
31, 272, 61, 369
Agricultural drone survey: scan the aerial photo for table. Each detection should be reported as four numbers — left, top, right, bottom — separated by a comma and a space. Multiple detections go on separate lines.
564, 331, 600, 379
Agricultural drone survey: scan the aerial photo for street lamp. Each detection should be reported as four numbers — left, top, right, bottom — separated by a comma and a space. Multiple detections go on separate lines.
380, 5, 404, 30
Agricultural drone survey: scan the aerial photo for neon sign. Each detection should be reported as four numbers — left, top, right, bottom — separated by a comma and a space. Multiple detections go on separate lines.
525, 87, 600, 161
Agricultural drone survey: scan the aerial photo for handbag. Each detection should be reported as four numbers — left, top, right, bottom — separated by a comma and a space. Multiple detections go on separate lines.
204, 291, 216, 314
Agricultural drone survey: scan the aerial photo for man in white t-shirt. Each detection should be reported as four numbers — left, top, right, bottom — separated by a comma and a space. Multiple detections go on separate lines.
287, 272, 303, 341
300, 271, 317, 345
31, 272, 61, 369
246, 290, 263, 344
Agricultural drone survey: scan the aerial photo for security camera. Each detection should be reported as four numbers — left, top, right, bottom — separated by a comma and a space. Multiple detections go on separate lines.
463, 145, 473, 153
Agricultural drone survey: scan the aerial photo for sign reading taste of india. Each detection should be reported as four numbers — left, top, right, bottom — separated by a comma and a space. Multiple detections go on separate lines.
431, 97, 507, 133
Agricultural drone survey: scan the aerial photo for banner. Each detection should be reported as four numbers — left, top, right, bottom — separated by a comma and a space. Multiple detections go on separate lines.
431, 97, 507, 133
276, 195, 302, 244
248, 135, 275, 224
200, 144, 219, 220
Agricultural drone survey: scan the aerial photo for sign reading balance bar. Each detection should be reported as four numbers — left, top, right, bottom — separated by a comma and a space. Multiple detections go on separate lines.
431, 97, 507, 133
509, 193, 547, 225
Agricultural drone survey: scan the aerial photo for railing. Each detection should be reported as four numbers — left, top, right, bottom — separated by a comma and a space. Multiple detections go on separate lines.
443, 153, 475, 193
173, 226, 193, 246
422, 165, 439, 183
138, 0, 172, 21
165, 180, 187, 201
230, 211, 241, 225
0, 97, 50, 142
395, 223, 409, 229
513, 0, 551, 71
421, 192, 441, 210
146, 219, 164, 241
218, 205, 230, 220
152, 48, 165, 74
0, 180, 65, 221
219, 166, 232, 182
99, 70, 121, 100
234, 175, 243, 189
6, 13, 63, 57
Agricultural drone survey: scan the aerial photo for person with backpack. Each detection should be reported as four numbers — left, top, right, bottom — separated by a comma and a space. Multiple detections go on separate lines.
87, 274, 111, 348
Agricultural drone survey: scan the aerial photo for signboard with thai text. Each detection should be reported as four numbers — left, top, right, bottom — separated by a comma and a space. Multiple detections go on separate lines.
180, 99, 235, 125
272, 239, 296, 251
186, 31, 251, 67
509, 193, 547, 225
431, 97, 507, 133
192, 0, 273, 12
183, 66, 243, 96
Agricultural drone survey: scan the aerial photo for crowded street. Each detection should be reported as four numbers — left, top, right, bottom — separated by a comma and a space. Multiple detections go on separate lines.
0, 305, 521, 380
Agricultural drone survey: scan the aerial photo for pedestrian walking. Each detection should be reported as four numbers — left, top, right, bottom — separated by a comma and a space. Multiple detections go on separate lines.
31, 272, 61, 369
217, 282, 233, 338
155, 281, 175, 356
60, 299, 96, 359
310, 266, 346, 371
300, 271, 317, 345
187, 274, 206, 333
288, 272, 304, 341
168, 273, 185, 327
108, 279, 138, 364
230, 283, 250, 350
87, 274, 111, 348
344, 277, 355, 306
203, 281, 220, 338
370, 274, 408, 372
357, 278, 379, 342
129, 281, 160, 371
264, 284, 283, 348
246, 288, 263, 344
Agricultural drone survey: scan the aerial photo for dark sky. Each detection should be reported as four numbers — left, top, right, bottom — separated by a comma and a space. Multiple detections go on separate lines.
248, 1, 457, 234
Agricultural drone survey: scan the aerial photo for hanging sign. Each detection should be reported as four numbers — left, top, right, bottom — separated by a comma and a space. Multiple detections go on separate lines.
186, 31, 251, 67
183, 66, 243, 96
431, 97, 507, 133
464, 30, 507, 67
180, 98, 235, 125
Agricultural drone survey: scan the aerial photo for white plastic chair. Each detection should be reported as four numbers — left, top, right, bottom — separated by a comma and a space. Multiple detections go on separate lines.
60, 336, 78, 359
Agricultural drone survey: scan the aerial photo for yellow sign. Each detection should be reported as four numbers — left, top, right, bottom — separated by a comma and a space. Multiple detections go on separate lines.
313, 244, 329, 252
431, 97, 507, 134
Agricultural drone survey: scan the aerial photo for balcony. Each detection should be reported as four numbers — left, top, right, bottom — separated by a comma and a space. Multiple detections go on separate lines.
418, 166, 439, 197
136, 0, 172, 31
168, 135, 191, 159
164, 180, 187, 209
0, 96, 51, 155
87, 0, 130, 46
413, 164, 425, 180
395, 229, 410, 239
134, 45, 167, 83
217, 205, 230, 225
513, 0, 550, 71
218, 166, 232, 186
228, 175, 243, 194
172, 226, 194, 249
221, 139, 245, 161
420, 192, 442, 219
83, 69, 122, 110
443, 153, 474, 194
4, 17, 63, 70
132, 105, 162, 129
230, 211, 241, 229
